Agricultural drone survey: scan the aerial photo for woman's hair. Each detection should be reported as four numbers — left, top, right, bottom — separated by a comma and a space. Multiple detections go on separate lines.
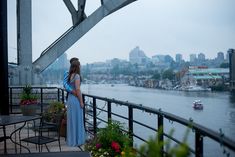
68, 60, 81, 82
69, 57, 79, 64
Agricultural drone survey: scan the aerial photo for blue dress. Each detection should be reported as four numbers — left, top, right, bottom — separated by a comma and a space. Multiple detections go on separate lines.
66, 74, 86, 146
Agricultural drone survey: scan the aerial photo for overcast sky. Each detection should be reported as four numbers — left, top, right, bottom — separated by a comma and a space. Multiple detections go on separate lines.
7, 0, 235, 65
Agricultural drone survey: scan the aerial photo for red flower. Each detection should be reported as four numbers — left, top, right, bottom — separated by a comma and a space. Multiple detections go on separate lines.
20, 99, 37, 105
96, 143, 102, 149
111, 141, 120, 153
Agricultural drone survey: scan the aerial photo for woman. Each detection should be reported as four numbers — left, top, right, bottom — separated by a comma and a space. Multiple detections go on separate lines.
66, 60, 86, 147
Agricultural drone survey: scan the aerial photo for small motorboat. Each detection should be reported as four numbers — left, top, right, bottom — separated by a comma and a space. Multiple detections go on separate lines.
193, 100, 203, 110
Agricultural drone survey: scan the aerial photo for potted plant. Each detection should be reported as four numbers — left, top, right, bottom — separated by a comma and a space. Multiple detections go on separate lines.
20, 85, 38, 116
43, 101, 65, 122
42, 101, 66, 136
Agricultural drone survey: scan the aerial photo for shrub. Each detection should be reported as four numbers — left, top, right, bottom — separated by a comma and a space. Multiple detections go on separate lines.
85, 120, 134, 157
85, 121, 190, 157
43, 101, 65, 123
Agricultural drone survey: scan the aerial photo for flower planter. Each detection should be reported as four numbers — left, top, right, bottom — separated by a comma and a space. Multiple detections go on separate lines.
20, 104, 37, 116
60, 118, 67, 137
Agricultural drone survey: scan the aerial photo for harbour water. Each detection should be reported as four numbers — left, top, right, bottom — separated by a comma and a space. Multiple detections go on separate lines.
81, 83, 235, 156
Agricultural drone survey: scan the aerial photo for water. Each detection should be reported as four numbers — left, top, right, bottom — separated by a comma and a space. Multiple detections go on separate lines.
81, 84, 235, 156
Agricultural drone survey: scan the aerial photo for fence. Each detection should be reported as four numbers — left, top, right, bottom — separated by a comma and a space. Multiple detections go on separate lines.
9, 86, 235, 157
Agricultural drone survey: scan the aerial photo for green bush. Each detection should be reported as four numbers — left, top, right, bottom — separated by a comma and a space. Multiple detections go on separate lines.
43, 101, 65, 123
85, 121, 190, 157
85, 120, 133, 157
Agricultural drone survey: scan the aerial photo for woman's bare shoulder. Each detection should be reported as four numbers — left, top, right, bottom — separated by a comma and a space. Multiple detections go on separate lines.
74, 74, 80, 80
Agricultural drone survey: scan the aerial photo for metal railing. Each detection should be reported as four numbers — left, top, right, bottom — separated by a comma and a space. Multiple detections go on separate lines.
8, 86, 65, 114
9, 86, 235, 157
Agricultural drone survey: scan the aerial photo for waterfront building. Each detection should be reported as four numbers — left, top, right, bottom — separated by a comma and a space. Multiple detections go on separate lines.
228, 49, 235, 91
181, 66, 229, 87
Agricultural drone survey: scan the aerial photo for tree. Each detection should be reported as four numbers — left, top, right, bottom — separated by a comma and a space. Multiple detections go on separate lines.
162, 69, 174, 80
152, 71, 161, 80
220, 62, 229, 68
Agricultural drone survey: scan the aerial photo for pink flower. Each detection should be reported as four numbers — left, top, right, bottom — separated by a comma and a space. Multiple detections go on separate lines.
111, 141, 120, 153
96, 143, 102, 149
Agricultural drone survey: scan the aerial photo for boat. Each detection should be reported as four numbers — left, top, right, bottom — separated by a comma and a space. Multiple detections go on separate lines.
181, 85, 211, 92
193, 100, 203, 110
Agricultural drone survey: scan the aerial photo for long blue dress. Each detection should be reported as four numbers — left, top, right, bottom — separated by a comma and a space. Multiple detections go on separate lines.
66, 74, 86, 146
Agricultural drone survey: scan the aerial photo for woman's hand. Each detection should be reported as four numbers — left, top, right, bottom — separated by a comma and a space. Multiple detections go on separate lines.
80, 102, 84, 108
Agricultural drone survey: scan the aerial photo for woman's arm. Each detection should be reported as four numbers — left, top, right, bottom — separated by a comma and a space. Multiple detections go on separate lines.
75, 74, 84, 108
63, 71, 77, 97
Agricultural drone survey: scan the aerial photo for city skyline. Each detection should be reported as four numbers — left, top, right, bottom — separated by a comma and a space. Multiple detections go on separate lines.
7, 0, 235, 65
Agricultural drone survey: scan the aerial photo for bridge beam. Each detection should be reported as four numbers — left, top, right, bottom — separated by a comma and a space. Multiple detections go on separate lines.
63, 0, 87, 26
33, 0, 136, 74
10, 0, 135, 85
17, 0, 33, 85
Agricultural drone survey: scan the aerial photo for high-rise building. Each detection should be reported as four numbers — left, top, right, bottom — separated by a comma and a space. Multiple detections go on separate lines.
50, 53, 69, 70
152, 55, 165, 63
228, 49, 235, 91
175, 54, 183, 63
217, 52, 224, 62
226, 51, 229, 62
190, 54, 197, 63
198, 53, 205, 61
129, 46, 149, 65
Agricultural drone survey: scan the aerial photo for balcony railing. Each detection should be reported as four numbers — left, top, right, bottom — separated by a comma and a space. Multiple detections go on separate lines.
8, 86, 235, 157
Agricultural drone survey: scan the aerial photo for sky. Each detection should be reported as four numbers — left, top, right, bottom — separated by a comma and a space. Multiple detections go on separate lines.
7, 0, 235, 65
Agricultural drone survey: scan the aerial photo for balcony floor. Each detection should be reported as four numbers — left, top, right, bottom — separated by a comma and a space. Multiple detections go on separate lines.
0, 122, 83, 154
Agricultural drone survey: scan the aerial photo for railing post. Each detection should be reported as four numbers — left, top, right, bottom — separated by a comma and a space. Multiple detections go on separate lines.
107, 101, 111, 120
195, 131, 203, 157
83, 95, 86, 128
93, 97, 97, 134
128, 106, 133, 147
82, 94, 85, 104
40, 88, 43, 114
10, 87, 13, 113
158, 114, 164, 157
61, 89, 65, 103
57, 88, 60, 101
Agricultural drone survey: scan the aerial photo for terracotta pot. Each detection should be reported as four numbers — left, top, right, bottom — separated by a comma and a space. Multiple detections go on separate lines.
20, 104, 37, 116
60, 118, 67, 137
